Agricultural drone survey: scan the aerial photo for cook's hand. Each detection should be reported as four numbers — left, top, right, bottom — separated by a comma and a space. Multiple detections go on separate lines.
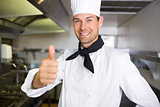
32, 45, 58, 88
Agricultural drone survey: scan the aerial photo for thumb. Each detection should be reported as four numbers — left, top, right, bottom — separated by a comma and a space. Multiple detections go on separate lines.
48, 45, 55, 60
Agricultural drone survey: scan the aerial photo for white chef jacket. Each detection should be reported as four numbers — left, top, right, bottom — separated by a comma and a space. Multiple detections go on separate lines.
21, 44, 160, 107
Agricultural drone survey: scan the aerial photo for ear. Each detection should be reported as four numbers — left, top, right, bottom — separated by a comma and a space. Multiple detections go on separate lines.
99, 16, 104, 28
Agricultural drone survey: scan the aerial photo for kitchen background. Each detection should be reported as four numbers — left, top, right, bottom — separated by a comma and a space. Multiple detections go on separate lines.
0, 0, 160, 107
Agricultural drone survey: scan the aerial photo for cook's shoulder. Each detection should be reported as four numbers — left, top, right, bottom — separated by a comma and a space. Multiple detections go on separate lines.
103, 44, 130, 60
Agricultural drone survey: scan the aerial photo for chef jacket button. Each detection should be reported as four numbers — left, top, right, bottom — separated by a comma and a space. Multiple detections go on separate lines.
88, 94, 91, 97
87, 90, 94, 97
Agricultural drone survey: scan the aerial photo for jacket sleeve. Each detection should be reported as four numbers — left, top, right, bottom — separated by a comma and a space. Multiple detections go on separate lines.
21, 54, 65, 98
120, 54, 160, 107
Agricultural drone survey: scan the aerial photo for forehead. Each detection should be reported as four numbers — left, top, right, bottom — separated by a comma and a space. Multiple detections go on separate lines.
73, 13, 97, 19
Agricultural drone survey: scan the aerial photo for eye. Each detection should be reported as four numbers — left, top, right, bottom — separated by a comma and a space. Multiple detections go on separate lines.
87, 19, 93, 22
74, 20, 80, 23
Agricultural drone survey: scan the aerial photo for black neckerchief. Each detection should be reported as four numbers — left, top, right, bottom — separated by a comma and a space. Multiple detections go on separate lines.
66, 35, 104, 73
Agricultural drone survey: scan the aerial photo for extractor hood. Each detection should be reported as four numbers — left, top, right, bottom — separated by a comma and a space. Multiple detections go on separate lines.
0, 0, 69, 35
28, 0, 69, 31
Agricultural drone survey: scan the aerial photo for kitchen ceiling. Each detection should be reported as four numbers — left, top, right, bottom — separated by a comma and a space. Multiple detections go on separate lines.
0, 0, 42, 18
0, 0, 65, 35
0, 0, 155, 35
101, 0, 155, 27
101, 0, 154, 14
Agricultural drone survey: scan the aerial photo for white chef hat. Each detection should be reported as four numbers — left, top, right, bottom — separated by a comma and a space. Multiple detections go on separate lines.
71, 0, 101, 17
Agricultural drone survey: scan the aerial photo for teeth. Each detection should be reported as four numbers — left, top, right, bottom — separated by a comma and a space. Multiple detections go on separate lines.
81, 33, 89, 35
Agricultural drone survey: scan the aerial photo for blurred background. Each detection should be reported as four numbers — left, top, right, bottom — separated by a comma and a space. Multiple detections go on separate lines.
0, 0, 160, 107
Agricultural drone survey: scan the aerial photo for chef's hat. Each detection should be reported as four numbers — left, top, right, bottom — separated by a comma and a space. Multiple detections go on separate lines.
71, 0, 101, 17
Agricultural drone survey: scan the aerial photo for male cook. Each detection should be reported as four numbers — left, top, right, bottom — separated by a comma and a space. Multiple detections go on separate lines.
22, 0, 160, 106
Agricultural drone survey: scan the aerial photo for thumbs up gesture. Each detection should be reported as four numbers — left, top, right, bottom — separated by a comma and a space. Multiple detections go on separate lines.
32, 45, 58, 88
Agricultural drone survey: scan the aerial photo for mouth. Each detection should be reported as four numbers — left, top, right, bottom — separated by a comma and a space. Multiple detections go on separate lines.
80, 32, 90, 37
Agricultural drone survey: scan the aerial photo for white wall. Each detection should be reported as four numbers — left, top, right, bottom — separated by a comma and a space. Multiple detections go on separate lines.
14, 27, 78, 50
117, 0, 160, 51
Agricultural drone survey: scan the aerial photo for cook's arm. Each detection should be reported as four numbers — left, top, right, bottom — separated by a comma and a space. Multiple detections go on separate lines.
120, 54, 160, 107
21, 68, 62, 97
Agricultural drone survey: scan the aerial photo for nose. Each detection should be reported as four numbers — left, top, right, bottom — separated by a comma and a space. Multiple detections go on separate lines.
80, 21, 87, 31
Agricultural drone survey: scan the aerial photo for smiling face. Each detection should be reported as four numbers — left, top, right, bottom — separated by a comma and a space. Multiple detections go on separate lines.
73, 13, 103, 48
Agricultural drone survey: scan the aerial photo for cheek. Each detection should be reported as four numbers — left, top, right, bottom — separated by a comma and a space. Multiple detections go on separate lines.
89, 24, 98, 31
74, 25, 80, 32
74, 26, 80, 37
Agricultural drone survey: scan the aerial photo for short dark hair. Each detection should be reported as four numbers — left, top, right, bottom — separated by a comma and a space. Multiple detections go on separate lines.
96, 16, 100, 21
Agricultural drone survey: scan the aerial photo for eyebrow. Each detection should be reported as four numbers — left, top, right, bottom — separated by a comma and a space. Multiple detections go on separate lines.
73, 16, 95, 20
86, 16, 94, 19
73, 18, 79, 20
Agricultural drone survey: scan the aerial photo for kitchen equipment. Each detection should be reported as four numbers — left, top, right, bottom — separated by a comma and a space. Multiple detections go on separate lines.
1, 44, 12, 63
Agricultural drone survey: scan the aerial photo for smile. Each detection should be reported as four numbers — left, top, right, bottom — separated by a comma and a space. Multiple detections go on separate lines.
80, 32, 90, 36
